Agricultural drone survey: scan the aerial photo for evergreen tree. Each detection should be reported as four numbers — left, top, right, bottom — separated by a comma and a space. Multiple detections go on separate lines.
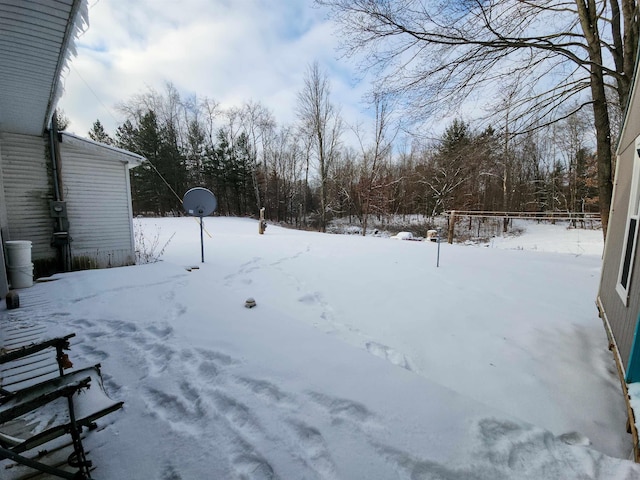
88, 119, 114, 145
185, 119, 207, 186
117, 111, 187, 216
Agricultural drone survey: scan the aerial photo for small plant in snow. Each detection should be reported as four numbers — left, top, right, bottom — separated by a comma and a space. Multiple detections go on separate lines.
134, 219, 175, 264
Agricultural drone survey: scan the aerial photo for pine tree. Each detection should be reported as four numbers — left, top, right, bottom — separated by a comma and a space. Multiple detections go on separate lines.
88, 119, 114, 145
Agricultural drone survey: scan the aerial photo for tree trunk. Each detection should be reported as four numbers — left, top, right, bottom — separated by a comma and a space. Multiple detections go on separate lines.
575, 0, 613, 239
592, 85, 613, 239
320, 153, 327, 232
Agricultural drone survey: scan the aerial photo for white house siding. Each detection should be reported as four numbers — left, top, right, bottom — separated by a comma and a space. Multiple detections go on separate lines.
0, 132, 56, 262
59, 140, 136, 268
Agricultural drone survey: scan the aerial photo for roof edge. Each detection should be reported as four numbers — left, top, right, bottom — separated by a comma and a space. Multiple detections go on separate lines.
616, 37, 640, 155
43, 0, 89, 135
60, 132, 145, 167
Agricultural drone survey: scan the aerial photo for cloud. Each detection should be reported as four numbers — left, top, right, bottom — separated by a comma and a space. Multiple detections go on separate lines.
58, 0, 372, 140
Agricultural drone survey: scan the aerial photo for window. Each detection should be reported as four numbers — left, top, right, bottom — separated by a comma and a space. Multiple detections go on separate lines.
620, 217, 638, 290
616, 139, 640, 305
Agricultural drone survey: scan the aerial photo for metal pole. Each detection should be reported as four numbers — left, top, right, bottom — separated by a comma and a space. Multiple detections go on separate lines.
436, 227, 442, 268
200, 216, 204, 263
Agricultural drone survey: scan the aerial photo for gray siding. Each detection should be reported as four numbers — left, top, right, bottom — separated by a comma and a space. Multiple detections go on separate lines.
0, 132, 56, 262
59, 140, 135, 268
0, 140, 8, 296
620, 113, 640, 164
0, 140, 8, 228
599, 140, 640, 367
599, 45, 640, 375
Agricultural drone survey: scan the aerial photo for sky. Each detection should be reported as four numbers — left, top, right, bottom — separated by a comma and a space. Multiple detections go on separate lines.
3, 218, 638, 479
58, 0, 372, 142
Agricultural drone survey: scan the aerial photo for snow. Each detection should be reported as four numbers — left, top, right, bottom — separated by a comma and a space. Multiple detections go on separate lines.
2, 217, 639, 479
485, 220, 604, 256
391, 231, 415, 240
629, 383, 640, 433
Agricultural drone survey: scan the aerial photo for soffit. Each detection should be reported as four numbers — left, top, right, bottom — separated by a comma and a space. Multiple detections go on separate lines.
0, 0, 84, 136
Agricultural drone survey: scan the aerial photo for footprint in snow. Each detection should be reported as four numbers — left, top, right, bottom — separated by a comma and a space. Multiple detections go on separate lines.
143, 343, 176, 376
183, 348, 237, 381
86, 330, 109, 340
77, 342, 110, 362
298, 292, 322, 305
557, 431, 591, 446
196, 348, 237, 366
146, 324, 174, 339
142, 385, 205, 425
160, 464, 183, 480
365, 341, 414, 371
287, 420, 338, 479
197, 361, 220, 380
213, 391, 261, 432
105, 319, 138, 335
233, 376, 290, 405
306, 391, 375, 424
71, 318, 96, 328
233, 454, 275, 480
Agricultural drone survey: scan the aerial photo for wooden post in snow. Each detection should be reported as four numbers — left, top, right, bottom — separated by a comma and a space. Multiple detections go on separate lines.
258, 207, 266, 235
447, 210, 456, 244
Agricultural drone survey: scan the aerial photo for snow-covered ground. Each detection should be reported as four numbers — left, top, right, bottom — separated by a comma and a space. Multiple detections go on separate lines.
486, 220, 604, 256
3, 218, 638, 479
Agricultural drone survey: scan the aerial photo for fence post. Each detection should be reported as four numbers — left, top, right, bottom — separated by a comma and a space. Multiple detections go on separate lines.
448, 210, 456, 244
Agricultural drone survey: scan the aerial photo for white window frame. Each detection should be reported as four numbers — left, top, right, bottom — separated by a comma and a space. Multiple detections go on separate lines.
616, 137, 640, 305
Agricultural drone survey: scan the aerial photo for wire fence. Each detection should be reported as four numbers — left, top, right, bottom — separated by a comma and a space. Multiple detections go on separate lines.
444, 210, 602, 243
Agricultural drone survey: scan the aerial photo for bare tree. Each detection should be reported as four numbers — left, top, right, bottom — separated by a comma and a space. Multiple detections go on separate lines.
297, 62, 343, 232
239, 101, 276, 213
353, 92, 397, 235
262, 125, 304, 222
316, 0, 639, 238
200, 97, 221, 147
555, 105, 593, 215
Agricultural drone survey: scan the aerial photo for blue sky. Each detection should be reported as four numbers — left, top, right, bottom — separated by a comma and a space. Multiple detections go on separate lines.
59, 0, 371, 141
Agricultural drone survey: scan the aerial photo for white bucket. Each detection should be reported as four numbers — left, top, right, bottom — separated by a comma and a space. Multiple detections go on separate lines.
8, 263, 33, 289
5, 240, 32, 267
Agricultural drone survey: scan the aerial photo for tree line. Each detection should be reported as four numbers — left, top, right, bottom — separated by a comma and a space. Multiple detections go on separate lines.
83, 0, 639, 238
88, 72, 598, 234
315, 0, 638, 238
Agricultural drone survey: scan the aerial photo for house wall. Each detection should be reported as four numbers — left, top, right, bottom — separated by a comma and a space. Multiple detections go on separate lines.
599, 139, 640, 368
0, 140, 8, 228
0, 139, 9, 297
0, 132, 56, 266
59, 139, 136, 269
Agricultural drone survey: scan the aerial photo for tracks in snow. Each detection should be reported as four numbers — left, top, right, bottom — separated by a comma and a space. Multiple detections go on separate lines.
61, 280, 382, 479
223, 247, 419, 377
31, 268, 640, 480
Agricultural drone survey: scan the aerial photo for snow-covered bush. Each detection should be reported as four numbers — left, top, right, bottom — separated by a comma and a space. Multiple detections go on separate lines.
392, 231, 414, 240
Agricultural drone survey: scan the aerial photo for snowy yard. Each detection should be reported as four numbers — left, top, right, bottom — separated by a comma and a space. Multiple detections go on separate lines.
3, 217, 639, 479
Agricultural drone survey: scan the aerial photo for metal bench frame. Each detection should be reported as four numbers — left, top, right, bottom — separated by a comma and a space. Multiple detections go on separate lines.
0, 334, 123, 479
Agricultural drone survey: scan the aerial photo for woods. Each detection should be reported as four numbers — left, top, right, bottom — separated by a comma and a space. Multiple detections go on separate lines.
66, 0, 640, 240
89, 77, 599, 232
79, 0, 636, 235
315, 0, 639, 237
77, 0, 639, 235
